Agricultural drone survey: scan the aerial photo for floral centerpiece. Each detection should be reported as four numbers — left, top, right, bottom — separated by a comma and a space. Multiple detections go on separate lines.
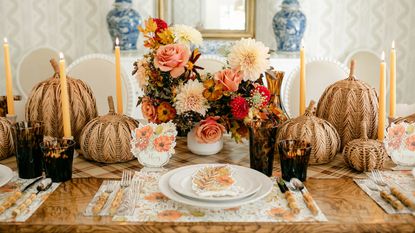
133, 18, 287, 154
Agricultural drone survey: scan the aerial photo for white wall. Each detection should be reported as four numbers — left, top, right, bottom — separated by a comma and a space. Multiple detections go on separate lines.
257, 0, 415, 104
0, 0, 414, 104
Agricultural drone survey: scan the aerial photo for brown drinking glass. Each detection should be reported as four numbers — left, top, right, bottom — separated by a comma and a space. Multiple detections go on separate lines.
40, 138, 75, 182
14, 121, 44, 179
278, 139, 312, 181
249, 124, 278, 176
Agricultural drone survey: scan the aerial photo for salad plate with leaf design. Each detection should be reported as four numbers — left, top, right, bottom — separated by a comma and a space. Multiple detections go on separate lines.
159, 164, 273, 208
168, 164, 262, 202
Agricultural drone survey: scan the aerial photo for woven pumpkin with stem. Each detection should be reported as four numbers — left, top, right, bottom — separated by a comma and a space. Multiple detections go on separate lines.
0, 117, 15, 160
343, 124, 387, 172
277, 101, 340, 164
25, 59, 97, 143
79, 96, 139, 163
316, 60, 379, 149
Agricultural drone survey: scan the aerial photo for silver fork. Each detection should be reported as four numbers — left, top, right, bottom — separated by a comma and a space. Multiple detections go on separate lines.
371, 170, 388, 189
105, 180, 115, 194
120, 170, 133, 189
129, 180, 142, 216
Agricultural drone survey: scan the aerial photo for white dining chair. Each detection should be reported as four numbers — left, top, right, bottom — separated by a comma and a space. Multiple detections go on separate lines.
344, 49, 383, 93
282, 57, 348, 118
16, 47, 64, 121
67, 54, 138, 117
197, 55, 227, 75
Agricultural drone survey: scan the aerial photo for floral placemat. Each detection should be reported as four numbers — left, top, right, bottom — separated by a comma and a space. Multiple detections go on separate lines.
354, 171, 415, 214
112, 170, 327, 222
0, 175, 60, 222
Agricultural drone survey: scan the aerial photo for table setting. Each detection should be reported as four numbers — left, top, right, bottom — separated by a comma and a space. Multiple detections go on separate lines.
0, 8, 414, 232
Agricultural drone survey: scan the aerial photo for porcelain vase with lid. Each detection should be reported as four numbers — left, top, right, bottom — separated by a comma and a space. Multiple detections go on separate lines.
106, 0, 142, 51
272, 0, 306, 53
187, 128, 223, 156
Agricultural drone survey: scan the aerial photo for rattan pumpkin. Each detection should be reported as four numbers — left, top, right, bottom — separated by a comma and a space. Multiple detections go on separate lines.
343, 125, 387, 172
0, 117, 15, 160
277, 101, 340, 164
316, 60, 379, 149
79, 96, 139, 163
25, 59, 97, 143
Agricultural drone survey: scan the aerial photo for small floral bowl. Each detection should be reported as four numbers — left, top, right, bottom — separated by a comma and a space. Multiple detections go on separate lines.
131, 122, 177, 169
384, 122, 415, 167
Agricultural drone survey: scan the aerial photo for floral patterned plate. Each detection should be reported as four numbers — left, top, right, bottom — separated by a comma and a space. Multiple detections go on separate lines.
168, 164, 262, 202
384, 122, 415, 167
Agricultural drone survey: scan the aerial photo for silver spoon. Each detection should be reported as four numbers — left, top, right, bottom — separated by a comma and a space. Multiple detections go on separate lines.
290, 178, 305, 193
290, 178, 319, 215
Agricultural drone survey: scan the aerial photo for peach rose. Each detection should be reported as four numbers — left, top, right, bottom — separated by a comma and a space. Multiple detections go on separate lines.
195, 116, 226, 144
214, 68, 242, 92
154, 44, 190, 78
141, 97, 157, 122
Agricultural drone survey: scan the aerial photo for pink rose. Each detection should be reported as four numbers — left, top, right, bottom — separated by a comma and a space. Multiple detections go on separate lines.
195, 116, 226, 144
214, 69, 242, 92
154, 44, 190, 78
141, 97, 157, 122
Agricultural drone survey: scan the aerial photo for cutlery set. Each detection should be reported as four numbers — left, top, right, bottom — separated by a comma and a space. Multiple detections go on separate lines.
0, 177, 52, 217
369, 170, 414, 211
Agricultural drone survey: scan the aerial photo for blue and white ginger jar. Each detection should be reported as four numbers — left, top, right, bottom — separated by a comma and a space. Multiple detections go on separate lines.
106, 0, 142, 51
272, 0, 306, 53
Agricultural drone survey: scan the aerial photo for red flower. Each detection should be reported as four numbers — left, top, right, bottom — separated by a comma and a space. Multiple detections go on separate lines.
153, 18, 168, 33
254, 85, 271, 107
230, 96, 250, 120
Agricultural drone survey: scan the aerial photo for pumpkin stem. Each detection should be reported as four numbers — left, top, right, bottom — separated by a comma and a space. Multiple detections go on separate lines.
347, 60, 356, 80
304, 100, 316, 116
361, 122, 368, 140
50, 59, 60, 75
108, 96, 115, 113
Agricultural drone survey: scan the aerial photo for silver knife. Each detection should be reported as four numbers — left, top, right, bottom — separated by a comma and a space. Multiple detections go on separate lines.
21, 176, 43, 192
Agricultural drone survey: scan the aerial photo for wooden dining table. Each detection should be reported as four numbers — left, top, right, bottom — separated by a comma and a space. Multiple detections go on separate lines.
0, 137, 414, 233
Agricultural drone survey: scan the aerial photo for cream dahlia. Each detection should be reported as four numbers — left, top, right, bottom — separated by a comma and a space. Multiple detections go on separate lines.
175, 79, 209, 116
227, 38, 270, 82
134, 58, 149, 87
171, 24, 203, 47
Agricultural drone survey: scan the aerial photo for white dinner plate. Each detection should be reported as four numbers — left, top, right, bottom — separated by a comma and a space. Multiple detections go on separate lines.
282, 57, 348, 118
168, 164, 262, 202
0, 164, 13, 187
159, 164, 273, 209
